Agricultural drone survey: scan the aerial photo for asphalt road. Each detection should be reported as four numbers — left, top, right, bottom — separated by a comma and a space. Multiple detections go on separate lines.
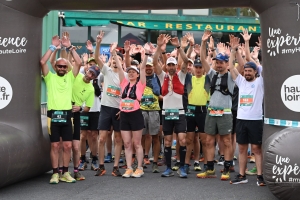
0, 150, 277, 200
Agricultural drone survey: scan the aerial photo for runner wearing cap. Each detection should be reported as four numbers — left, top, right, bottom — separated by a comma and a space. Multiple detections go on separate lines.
197, 30, 234, 181
140, 55, 162, 173
228, 37, 265, 186
112, 42, 147, 178
71, 65, 100, 180
154, 34, 189, 178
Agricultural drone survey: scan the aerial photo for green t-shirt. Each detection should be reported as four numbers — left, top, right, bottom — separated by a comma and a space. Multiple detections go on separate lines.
72, 73, 94, 107
43, 71, 75, 110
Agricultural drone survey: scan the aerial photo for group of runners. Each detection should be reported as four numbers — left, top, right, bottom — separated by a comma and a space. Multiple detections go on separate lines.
41, 28, 266, 186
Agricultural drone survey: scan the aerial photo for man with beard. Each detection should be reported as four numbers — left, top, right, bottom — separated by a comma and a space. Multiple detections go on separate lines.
197, 30, 234, 181
228, 37, 265, 186
154, 34, 189, 178
94, 31, 125, 177
140, 55, 162, 173
40, 34, 81, 184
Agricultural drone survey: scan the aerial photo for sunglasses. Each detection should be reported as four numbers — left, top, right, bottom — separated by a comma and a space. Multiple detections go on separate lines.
56, 65, 67, 69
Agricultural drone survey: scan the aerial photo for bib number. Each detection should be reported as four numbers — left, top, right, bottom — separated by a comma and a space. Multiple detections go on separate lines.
106, 85, 121, 97
165, 109, 179, 120
209, 107, 224, 117
186, 105, 196, 117
141, 95, 154, 106
80, 115, 89, 127
240, 95, 253, 106
121, 99, 134, 110
51, 111, 67, 123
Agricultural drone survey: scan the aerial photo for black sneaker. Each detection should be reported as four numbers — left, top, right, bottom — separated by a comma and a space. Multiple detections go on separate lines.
112, 167, 122, 177
257, 175, 266, 186
230, 174, 248, 184
172, 162, 180, 171
217, 156, 225, 165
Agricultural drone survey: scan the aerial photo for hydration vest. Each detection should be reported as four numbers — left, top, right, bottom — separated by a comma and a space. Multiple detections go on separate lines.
210, 72, 233, 97
161, 73, 184, 96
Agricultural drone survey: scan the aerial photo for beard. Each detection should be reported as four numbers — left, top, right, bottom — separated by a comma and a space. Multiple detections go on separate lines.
57, 71, 65, 77
245, 75, 254, 81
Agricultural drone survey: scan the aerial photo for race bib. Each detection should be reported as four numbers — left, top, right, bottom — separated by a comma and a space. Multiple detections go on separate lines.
51, 111, 67, 123
186, 105, 196, 117
121, 99, 134, 110
165, 109, 179, 120
106, 85, 121, 97
240, 95, 253, 106
141, 95, 154, 106
209, 107, 224, 117
80, 115, 89, 127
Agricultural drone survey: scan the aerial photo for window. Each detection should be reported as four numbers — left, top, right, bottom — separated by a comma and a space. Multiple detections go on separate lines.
121, 26, 146, 45
121, 10, 148, 14
151, 10, 178, 14
91, 24, 119, 45
211, 8, 237, 16
182, 9, 209, 16
61, 25, 88, 43
240, 8, 257, 17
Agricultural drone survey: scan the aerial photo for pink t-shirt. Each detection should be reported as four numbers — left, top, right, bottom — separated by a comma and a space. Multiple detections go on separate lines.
119, 79, 146, 112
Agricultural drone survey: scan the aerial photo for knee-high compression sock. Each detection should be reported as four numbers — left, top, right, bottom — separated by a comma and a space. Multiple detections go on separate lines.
179, 146, 187, 167
164, 147, 172, 168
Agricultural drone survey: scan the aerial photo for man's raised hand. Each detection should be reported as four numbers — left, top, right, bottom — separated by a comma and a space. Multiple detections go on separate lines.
86, 40, 93, 52
124, 40, 131, 53
97, 30, 105, 43
240, 28, 252, 41
170, 37, 180, 47
202, 29, 212, 42
52, 35, 61, 47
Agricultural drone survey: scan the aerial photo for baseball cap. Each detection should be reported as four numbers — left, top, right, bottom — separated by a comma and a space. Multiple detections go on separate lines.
89, 65, 100, 77
131, 60, 139, 66
87, 57, 96, 63
166, 57, 178, 65
126, 66, 140, 73
146, 57, 153, 66
188, 58, 194, 65
244, 61, 257, 70
212, 53, 229, 62
193, 58, 202, 67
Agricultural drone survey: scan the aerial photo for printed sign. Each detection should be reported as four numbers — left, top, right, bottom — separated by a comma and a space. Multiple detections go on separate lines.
0, 36, 27, 55
281, 75, 300, 112
0, 76, 13, 109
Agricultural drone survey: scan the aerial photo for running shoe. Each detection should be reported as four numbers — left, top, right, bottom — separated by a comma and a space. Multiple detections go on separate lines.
199, 157, 204, 162
230, 174, 248, 184
95, 167, 106, 176
122, 168, 133, 178
78, 161, 87, 171
233, 156, 237, 160
112, 167, 122, 177
91, 160, 99, 171
104, 155, 112, 163
221, 170, 230, 180
250, 155, 255, 163
158, 152, 164, 159
177, 166, 187, 178
74, 172, 85, 181
172, 162, 180, 171
246, 166, 257, 175
257, 175, 266, 186
217, 156, 225, 165
144, 157, 150, 165
171, 140, 176, 150
194, 162, 202, 171
49, 173, 59, 184
161, 167, 174, 177
184, 164, 190, 174
60, 172, 76, 183
152, 163, 160, 173
196, 169, 217, 178
132, 168, 144, 178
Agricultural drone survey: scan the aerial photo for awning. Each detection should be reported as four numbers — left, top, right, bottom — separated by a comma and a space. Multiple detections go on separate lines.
111, 20, 261, 33
63, 19, 111, 27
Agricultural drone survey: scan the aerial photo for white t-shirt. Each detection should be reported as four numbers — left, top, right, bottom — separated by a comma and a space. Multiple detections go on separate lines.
101, 64, 127, 108
235, 74, 264, 120
158, 70, 186, 110
89, 73, 104, 112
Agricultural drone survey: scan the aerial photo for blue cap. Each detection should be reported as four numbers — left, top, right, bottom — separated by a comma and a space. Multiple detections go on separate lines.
244, 62, 257, 70
89, 65, 100, 77
212, 53, 229, 62
194, 58, 202, 67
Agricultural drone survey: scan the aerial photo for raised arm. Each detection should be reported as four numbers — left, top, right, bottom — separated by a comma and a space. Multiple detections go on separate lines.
50, 49, 58, 71
61, 35, 81, 77
40, 35, 61, 77
153, 34, 165, 75
86, 40, 94, 58
240, 29, 253, 62
170, 36, 188, 73
200, 30, 212, 73
94, 30, 105, 70
111, 42, 125, 83
185, 32, 194, 58
140, 43, 152, 85
229, 37, 240, 81
124, 40, 131, 68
